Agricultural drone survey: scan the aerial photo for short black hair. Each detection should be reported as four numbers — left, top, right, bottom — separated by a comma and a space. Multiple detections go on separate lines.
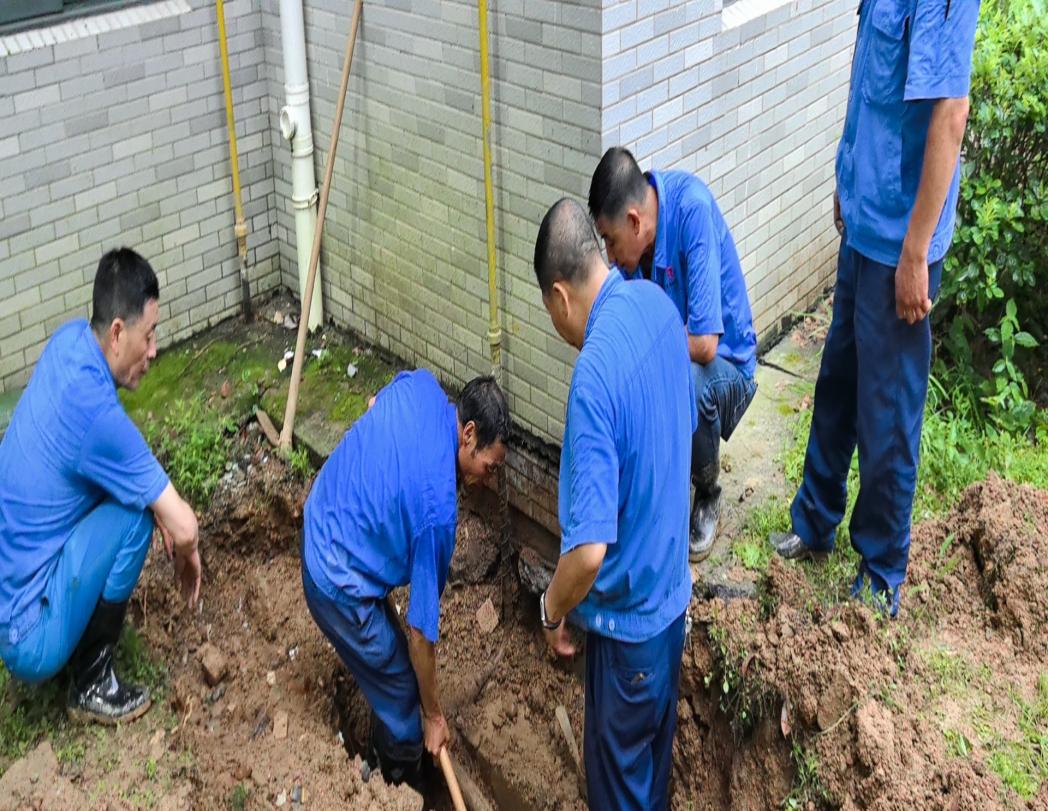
459, 375, 510, 449
588, 146, 649, 223
90, 248, 160, 332
533, 198, 603, 296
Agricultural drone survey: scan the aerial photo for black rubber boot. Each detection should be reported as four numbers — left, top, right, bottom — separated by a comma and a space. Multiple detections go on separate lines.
689, 460, 721, 563
66, 598, 151, 725
364, 713, 425, 791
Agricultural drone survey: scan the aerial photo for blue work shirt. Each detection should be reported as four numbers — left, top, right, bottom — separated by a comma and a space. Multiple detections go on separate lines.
560, 272, 696, 643
836, 0, 980, 266
620, 170, 757, 379
0, 319, 169, 645
303, 369, 458, 644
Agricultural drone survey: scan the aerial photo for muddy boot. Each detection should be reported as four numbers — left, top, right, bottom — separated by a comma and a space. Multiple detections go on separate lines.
66, 598, 151, 725
769, 532, 827, 563
366, 716, 424, 791
689, 462, 721, 563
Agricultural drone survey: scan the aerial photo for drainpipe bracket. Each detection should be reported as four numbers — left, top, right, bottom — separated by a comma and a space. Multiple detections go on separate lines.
291, 188, 320, 211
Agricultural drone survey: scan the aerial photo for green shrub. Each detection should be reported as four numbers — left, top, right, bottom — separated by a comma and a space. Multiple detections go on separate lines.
936, 0, 1047, 433
146, 396, 234, 508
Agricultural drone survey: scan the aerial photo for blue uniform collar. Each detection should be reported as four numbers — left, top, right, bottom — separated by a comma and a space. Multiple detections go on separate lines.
647, 170, 671, 275
584, 271, 620, 344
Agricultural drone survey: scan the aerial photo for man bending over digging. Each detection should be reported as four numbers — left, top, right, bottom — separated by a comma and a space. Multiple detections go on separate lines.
300, 370, 509, 787
0, 248, 202, 724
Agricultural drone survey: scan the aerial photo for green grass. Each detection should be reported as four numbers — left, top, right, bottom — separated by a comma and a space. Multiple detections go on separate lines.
0, 623, 167, 773
986, 675, 1048, 800
229, 783, 249, 811
783, 742, 831, 809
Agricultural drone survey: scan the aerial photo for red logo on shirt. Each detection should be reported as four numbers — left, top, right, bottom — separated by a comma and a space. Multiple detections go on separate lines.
665, 266, 674, 282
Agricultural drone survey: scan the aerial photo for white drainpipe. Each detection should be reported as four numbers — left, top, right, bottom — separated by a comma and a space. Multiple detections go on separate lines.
278, 0, 323, 331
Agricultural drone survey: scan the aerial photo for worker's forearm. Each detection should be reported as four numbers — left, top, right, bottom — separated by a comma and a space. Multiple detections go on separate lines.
903, 97, 970, 260
407, 628, 442, 718
687, 333, 718, 365
544, 543, 607, 622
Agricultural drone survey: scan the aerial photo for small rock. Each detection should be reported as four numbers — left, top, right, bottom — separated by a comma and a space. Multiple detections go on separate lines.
149, 729, 166, 761
277, 358, 287, 373
266, 670, 277, 687
283, 314, 297, 330
830, 621, 850, 642
272, 310, 284, 324
291, 785, 303, 803
220, 379, 232, 399
233, 762, 252, 781
476, 598, 499, 634
346, 362, 358, 378
273, 710, 289, 740
198, 643, 228, 687
276, 790, 287, 807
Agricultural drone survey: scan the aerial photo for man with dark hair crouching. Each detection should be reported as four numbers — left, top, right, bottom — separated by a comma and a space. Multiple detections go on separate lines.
301, 370, 509, 788
0, 248, 202, 724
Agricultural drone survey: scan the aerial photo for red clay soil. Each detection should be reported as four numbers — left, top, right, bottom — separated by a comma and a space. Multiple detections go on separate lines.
674, 473, 1048, 810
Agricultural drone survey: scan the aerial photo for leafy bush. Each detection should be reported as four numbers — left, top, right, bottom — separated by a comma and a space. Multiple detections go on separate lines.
935, 0, 1047, 433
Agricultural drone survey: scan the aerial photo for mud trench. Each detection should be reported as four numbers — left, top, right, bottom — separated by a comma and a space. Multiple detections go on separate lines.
124, 433, 788, 811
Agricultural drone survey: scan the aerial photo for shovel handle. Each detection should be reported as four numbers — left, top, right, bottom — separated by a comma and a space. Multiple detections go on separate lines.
439, 746, 467, 811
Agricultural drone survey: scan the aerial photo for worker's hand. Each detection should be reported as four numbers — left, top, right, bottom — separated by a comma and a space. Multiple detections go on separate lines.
174, 544, 202, 609
155, 518, 174, 560
833, 189, 844, 235
423, 711, 451, 758
895, 243, 932, 325
543, 622, 576, 658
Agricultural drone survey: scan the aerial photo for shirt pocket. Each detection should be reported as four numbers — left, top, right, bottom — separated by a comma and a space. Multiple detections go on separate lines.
862, 0, 910, 106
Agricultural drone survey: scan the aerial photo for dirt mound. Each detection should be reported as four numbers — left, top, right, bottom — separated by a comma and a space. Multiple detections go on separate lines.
675, 475, 1048, 809
948, 473, 1048, 654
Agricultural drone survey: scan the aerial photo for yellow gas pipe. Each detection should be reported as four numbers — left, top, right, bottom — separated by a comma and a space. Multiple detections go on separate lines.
478, 0, 501, 378
216, 0, 252, 320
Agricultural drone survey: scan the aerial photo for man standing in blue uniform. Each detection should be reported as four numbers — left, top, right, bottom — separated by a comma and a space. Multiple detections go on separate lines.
771, 0, 981, 616
588, 147, 757, 562
0, 248, 202, 723
301, 370, 509, 786
533, 199, 695, 810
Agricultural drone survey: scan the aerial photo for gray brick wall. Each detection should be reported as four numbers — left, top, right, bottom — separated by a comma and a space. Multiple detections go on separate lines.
0, 0, 282, 390
263, 0, 598, 432
602, 0, 855, 339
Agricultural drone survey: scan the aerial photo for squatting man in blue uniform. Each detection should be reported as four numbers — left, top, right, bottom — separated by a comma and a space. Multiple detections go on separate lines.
588, 147, 758, 563
0, 248, 202, 723
533, 198, 696, 809
771, 0, 980, 616
300, 370, 509, 787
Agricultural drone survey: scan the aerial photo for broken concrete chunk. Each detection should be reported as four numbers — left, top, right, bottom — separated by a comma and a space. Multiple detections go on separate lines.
518, 546, 555, 595
476, 598, 499, 634
273, 710, 289, 740
198, 643, 228, 687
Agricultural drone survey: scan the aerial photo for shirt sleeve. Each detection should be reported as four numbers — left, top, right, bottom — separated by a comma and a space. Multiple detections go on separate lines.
77, 404, 169, 509
406, 521, 454, 643
681, 199, 725, 338
905, 0, 980, 101
560, 380, 618, 554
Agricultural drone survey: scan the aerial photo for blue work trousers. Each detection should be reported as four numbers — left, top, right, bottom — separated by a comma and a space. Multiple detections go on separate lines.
0, 500, 153, 683
691, 356, 757, 480
791, 240, 942, 609
584, 611, 686, 811
301, 558, 423, 762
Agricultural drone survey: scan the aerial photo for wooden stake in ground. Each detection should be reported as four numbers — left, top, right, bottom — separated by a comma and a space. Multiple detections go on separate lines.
277, 0, 363, 453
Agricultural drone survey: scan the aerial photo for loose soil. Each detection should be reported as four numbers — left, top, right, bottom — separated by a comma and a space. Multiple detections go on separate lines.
675, 472, 1048, 810
2, 422, 1045, 811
